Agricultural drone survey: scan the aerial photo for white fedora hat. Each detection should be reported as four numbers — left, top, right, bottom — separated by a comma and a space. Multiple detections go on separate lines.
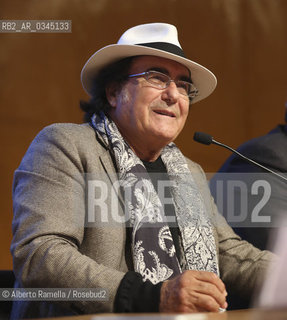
81, 23, 217, 104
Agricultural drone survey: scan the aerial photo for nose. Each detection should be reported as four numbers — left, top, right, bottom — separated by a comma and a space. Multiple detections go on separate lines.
161, 81, 179, 105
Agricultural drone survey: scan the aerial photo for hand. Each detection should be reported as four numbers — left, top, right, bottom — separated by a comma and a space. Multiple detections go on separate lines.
159, 270, 228, 313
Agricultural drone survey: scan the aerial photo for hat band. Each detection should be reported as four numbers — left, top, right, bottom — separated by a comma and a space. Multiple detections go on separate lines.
137, 42, 186, 58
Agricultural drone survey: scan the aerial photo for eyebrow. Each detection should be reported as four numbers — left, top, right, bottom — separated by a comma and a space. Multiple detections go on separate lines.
146, 67, 193, 83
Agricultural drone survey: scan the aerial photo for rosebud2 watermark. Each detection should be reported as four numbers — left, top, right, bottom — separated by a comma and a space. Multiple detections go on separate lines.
0, 288, 108, 301
69, 172, 287, 229
209, 172, 287, 227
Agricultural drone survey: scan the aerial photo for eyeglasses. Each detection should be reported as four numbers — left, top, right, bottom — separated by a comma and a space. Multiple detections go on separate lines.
128, 70, 199, 99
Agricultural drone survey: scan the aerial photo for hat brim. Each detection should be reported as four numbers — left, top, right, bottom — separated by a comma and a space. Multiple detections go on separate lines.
81, 44, 217, 104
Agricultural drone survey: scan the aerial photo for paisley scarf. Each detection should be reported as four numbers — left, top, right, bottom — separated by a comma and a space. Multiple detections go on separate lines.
91, 112, 219, 284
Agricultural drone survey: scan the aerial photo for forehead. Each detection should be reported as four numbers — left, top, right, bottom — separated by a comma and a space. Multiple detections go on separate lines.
129, 55, 190, 78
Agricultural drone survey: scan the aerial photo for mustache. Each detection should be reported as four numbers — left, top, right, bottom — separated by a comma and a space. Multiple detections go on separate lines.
150, 100, 170, 109
150, 101, 178, 118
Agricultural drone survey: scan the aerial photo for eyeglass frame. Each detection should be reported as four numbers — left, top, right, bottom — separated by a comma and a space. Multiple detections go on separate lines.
127, 70, 199, 100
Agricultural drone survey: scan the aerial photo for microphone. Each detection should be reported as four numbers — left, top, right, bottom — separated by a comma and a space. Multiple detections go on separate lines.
193, 131, 287, 183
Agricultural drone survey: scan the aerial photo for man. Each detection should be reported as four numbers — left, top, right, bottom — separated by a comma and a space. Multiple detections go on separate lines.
210, 107, 287, 250
11, 23, 273, 318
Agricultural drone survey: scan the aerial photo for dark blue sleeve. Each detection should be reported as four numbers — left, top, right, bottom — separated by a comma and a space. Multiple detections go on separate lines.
114, 271, 162, 312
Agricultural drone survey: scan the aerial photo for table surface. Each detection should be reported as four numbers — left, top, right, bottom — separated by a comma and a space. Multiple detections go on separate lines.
31, 308, 287, 320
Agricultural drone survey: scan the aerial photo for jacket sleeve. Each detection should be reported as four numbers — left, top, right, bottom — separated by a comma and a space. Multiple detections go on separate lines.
11, 124, 125, 314
211, 196, 274, 301
186, 158, 275, 301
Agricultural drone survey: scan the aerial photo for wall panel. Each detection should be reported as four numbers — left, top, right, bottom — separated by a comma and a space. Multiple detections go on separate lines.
1, 0, 287, 268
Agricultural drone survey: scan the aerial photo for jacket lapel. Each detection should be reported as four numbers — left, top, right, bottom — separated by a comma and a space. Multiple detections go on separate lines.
99, 149, 126, 219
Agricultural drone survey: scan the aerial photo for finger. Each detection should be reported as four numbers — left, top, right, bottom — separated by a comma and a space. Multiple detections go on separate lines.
186, 291, 222, 312
191, 279, 227, 308
193, 271, 227, 295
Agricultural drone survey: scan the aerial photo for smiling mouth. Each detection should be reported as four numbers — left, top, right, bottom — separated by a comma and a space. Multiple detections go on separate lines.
153, 110, 176, 118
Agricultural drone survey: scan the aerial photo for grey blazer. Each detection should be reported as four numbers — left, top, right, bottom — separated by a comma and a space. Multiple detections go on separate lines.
11, 123, 273, 318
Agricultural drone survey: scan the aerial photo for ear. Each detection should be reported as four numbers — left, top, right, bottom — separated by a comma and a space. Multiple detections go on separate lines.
106, 82, 118, 108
